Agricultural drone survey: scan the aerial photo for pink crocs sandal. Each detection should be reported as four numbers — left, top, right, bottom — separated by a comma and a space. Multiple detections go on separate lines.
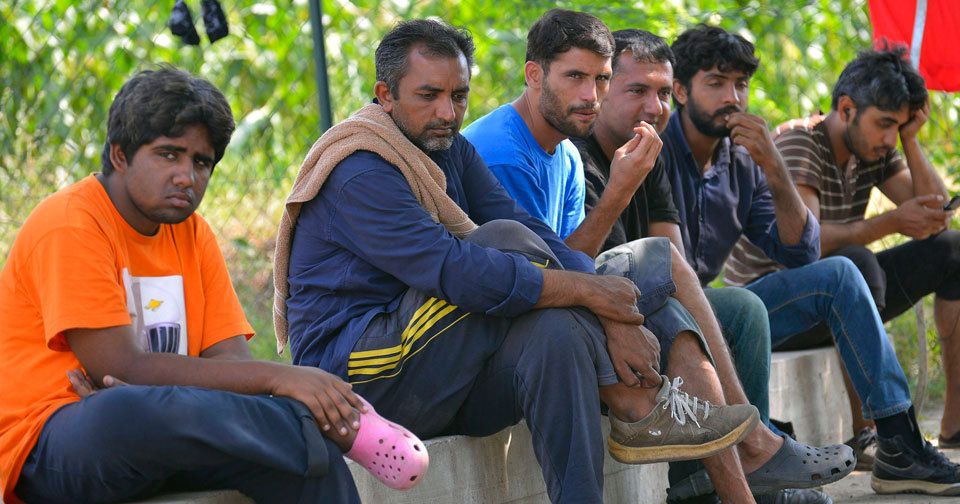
345, 396, 429, 490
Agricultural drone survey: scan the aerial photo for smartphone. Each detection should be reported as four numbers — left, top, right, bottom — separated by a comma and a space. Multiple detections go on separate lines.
944, 195, 960, 211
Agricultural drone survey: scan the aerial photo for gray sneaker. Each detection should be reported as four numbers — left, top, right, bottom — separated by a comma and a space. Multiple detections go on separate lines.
608, 376, 759, 464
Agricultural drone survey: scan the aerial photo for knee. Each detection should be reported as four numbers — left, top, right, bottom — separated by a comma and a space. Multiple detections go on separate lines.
467, 219, 535, 244
930, 230, 960, 264
528, 308, 600, 358
819, 256, 859, 283
722, 287, 766, 316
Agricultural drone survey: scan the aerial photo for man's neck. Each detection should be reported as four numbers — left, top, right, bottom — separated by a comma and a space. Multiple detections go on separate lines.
823, 111, 852, 168
591, 121, 623, 163
512, 92, 567, 154
679, 111, 721, 174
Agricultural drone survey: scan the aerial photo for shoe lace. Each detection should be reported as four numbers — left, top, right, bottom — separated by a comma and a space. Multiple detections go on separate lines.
662, 377, 711, 428
857, 427, 877, 449
923, 441, 960, 470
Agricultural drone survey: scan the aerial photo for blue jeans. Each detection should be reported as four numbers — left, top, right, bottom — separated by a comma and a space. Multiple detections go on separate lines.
704, 287, 772, 426
745, 256, 912, 420
596, 237, 711, 373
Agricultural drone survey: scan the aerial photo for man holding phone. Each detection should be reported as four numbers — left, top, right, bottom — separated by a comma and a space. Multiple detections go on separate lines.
724, 47, 960, 461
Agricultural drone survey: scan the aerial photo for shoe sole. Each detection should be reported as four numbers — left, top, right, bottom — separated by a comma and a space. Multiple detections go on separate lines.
607, 412, 759, 464
871, 475, 960, 496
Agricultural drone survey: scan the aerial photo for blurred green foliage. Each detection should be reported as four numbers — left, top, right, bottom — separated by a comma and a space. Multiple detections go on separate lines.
1, 0, 958, 401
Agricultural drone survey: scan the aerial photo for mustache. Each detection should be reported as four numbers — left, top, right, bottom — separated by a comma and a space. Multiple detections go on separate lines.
713, 105, 742, 120
569, 102, 599, 114
425, 119, 456, 129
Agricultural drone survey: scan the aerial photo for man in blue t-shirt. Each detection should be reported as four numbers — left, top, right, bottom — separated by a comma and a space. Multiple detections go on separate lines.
285, 15, 762, 504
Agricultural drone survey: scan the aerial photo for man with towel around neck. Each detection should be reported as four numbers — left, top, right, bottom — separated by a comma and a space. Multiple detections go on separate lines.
276, 17, 760, 504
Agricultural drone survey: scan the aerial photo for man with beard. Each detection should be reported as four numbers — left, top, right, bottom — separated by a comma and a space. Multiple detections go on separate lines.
725, 46, 960, 476
662, 24, 960, 497
281, 18, 761, 504
465, 10, 846, 502
570, 28, 836, 504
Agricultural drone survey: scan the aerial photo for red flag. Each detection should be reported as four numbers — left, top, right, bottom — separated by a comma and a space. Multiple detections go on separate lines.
869, 0, 960, 91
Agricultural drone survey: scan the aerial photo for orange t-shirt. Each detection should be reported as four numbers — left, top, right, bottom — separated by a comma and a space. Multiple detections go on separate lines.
0, 175, 253, 502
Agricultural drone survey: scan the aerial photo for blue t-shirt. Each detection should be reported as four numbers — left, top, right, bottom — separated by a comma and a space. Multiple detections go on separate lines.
286, 134, 594, 376
463, 104, 586, 238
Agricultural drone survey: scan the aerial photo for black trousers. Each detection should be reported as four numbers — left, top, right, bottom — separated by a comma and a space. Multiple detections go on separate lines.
776, 230, 960, 350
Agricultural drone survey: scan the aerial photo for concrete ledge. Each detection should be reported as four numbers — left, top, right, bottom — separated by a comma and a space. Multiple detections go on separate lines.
126, 346, 850, 504
124, 491, 253, 503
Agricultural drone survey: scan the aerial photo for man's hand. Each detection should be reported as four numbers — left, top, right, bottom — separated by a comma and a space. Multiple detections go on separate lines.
895, 194, 950, 239
67, 368, 127, 398
269, 366, 367, 437
608, 122, 662, 198
727, 112, 783, 173
576, 274, 645, 325
900, 100, 930, 141
600, 317, 662, 388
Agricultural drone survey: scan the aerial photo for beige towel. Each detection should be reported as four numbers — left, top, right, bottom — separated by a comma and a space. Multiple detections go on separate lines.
272, 103, 477, 353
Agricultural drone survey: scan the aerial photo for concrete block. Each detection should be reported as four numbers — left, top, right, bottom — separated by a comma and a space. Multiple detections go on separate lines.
124, 491, 253, 503
769, 347, 852, 446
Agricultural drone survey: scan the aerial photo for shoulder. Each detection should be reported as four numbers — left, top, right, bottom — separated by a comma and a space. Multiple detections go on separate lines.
463, 105, 528, 161
21, 177, 111, 240
325, 150, 406, 189
773, 115, 825, 139
570, 136, 606, 175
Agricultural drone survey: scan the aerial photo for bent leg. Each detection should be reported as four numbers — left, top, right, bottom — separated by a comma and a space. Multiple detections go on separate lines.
746, 257, 912, 420
875, 231, 960, 438
703, 287, 771, 426
451, 307, 615, 503
15, 386, 358, 504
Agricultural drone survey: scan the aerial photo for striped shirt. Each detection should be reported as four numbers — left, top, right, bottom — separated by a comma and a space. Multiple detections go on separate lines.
724, 115, 905, 286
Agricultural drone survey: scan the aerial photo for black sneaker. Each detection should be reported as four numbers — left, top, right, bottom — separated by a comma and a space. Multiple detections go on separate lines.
844, 427, 877, 471
872, 434, 960, 495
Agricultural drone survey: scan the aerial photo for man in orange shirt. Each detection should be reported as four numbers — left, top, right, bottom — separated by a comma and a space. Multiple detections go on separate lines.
0, 68, 420, 503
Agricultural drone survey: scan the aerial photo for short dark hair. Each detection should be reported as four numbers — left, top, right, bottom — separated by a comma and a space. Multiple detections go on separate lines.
375, 19, 475, 97
101, 66, 234, 175
671, 24, 759, 90
611, 29, 674, 74
831, 45, 927, 113
525, 9, 614, 72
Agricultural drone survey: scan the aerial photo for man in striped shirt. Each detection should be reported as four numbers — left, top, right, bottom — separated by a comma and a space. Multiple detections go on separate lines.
724, 47, 960, 486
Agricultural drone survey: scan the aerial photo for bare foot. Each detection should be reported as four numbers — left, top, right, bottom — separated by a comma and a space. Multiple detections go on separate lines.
325, 413, 361, 453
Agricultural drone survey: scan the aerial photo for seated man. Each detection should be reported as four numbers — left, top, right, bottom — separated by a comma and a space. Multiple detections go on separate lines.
277, 17, 759, 504
725, 46, 960, 462
463, 11, 850, 503
0, 68, 426, 504
569, 28, 832, 504
662, 24, 960, 497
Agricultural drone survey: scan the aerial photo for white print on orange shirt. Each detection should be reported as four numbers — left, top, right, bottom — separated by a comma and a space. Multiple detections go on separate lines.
122, 268, 188, 355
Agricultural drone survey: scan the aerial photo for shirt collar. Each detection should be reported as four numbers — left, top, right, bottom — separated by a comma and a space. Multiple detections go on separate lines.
666, 112, 731, 178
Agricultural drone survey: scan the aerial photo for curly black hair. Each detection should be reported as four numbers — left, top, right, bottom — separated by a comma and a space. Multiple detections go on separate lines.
671, 24, 758, 90
831, 44, 927, 113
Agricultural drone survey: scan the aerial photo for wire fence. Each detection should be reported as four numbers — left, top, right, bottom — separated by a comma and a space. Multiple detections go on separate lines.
2, 0, 959, 392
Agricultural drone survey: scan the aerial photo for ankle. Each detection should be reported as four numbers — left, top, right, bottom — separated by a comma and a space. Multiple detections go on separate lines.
601, 385, 656, 422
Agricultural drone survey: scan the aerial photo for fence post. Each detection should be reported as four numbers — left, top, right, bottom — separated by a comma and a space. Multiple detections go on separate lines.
308, 0, 333, 132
